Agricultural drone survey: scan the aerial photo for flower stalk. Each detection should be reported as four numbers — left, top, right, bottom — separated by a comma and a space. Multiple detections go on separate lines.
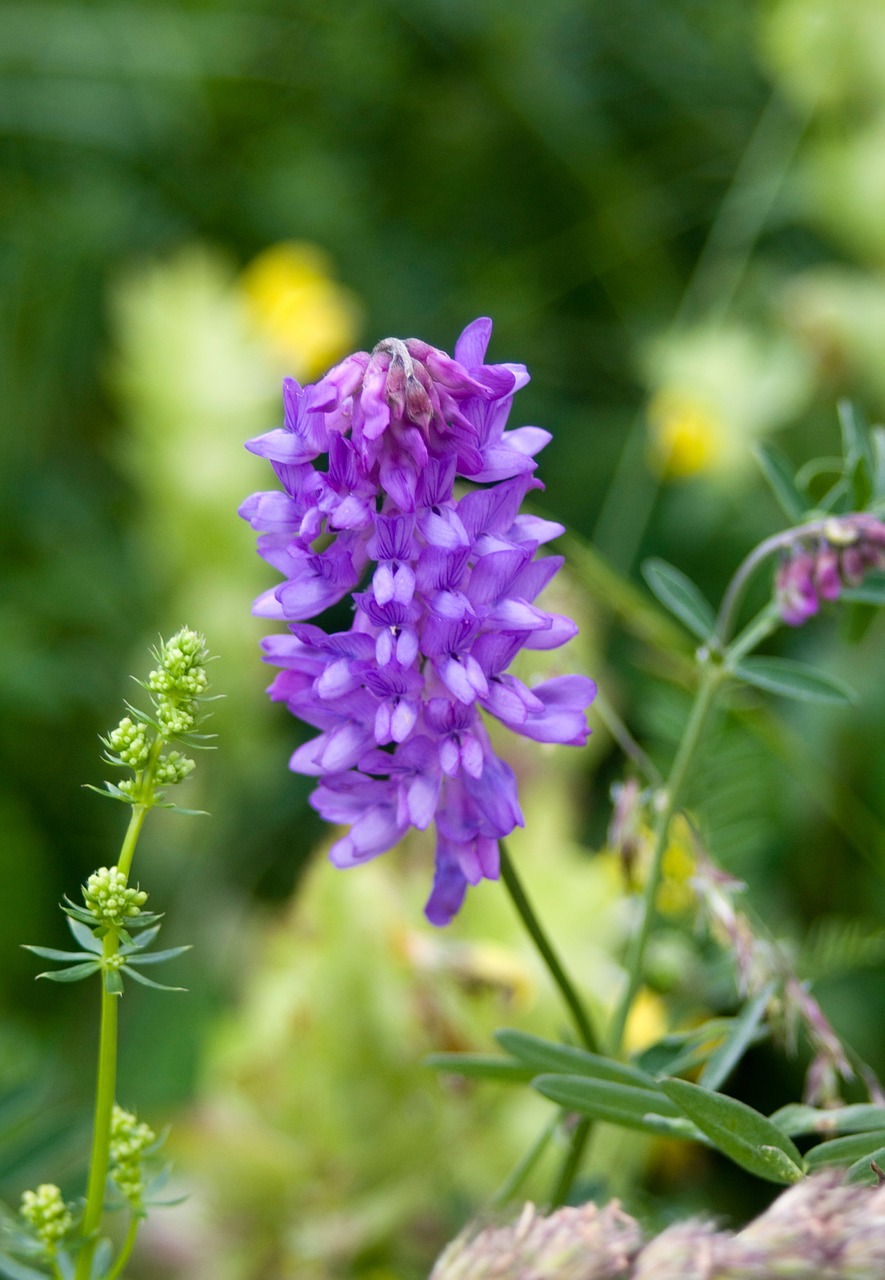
499, 842, 599, 1055
609, 661, 723, 1057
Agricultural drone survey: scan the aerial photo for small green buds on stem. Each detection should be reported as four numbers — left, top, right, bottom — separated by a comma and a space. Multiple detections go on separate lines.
109, 1106, 156, 1211
20, 1185, 74, 1258
10, 627, 218, 1280
96, 625, 214, 814
83, 867, 148, 930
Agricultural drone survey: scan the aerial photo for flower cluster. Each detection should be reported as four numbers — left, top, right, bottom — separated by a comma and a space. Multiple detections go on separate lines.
109, 1105, 156, 1208
432, 1174, 885, 1279
775, 514, 885, 626
100, 627, 212, 808
83, 866, 148, 928
241, 319, 595, 923
19, 1185, 73, 1255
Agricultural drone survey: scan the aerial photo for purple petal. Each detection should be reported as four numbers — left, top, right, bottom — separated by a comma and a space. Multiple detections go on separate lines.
424, 840, 469, 926
453, 317, 493, 368
510, 675, 597, 746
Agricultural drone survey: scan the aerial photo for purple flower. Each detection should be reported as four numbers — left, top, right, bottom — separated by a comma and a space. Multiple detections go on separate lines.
242, 319, 596, 924
775, 514, 885, 627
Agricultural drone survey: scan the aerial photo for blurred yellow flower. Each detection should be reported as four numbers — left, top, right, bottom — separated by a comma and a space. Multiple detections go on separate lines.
643, 325, 812, 481
658, 815, 697, 918
624, 987, 668, 1055
647, 390, 728, 478
240, 241, 362, 380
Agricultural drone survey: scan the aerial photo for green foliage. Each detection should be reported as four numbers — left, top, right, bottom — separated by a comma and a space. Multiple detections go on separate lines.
640, 560, 717, 643
732, 656, 858, 705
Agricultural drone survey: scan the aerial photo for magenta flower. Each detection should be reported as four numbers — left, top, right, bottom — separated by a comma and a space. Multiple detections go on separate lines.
775, 514, 885, 626
242, 318, 595, 924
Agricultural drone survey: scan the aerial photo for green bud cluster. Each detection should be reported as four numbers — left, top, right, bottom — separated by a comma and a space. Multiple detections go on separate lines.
148, 627, 210, 739
96, 626, 213, 809
19, 1184, 73, 1252
109, 1105, 156, 1207
83, 865, 148, 927
105, 716, 150, 769
154, 751, 196, 786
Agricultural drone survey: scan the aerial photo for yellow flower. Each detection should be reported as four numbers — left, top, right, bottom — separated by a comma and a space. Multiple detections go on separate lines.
657, 814, 698, 918
240, 241, 362, 380
643, 324, 812, 481
623, 987, 669, 1055
647, 389, 728, 478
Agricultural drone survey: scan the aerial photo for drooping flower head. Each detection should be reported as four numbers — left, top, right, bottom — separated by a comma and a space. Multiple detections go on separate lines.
775, 514, 885, 626
241, 318, 595, 924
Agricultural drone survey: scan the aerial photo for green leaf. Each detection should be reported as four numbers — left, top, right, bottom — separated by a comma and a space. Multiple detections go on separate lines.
122, 945, 192, 966
0, 1253, 50, 1280
845, 1144, 885, 1185
532, 1074, 700, 1140
838, 400, 875, 510
124, 923, 163, 951
841, 573, 885, 605
426, 1053, 534, 1083
753, 443, 808, 522
495, 1030, 654, 1088
36, 961, 101, 983
104, 969, 124, 995
659, 1077, 805, 1184
124, 911, 165, 929
634, 1018, 767, 1079
82, 781, 135, 804
805, 1128, 885, 1170
22, 945, 93, 963
120, 966, 186, 992
732, 657, 857, 705
66, 918, 102, 954
60, 898, 99, 926
641, 558, 716, 642
770, 1103, 885, 1138
698, 986, 773, 1092
89, 1239, 112, 1280
872, 426, 885, 500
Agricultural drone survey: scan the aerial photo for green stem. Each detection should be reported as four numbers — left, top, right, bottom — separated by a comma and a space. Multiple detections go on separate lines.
76, 803, 150, 1280
76, 939, 119, 1280
490, 1112, 560, 1208
550, 1117, 592, 1208
105, 1215, 140, 1280
499, 842, 600, 1054
117, 805, 148, 881
724, 604, 779, 667
609, 663, 723, 1057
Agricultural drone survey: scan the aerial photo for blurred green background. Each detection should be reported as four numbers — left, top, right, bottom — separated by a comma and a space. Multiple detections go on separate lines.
4, 0, 885, 1275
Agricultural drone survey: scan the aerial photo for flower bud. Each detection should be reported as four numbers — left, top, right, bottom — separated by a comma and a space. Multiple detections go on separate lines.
20, 1183, 73, 1251
83, 865, 148, 927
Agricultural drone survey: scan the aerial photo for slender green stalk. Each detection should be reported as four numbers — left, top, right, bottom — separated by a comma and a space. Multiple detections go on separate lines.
609, 663, 723, 1057
105, 1215, 140, 1280
723, 604, 779, 667
714, 519, 831, 647
592, 688, 663, 787
490, 1113, 560, 1208
75, 803, 150, 1280
499, 842, 600, 1054
550, 1118, 592, 1209
76, 937, 120, 1280
117, 804, 148, 881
